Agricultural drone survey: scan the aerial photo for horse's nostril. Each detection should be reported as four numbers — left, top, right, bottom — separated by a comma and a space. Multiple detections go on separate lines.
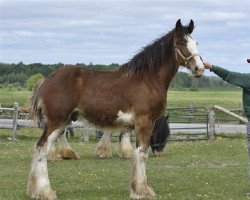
195, 66, 198, 71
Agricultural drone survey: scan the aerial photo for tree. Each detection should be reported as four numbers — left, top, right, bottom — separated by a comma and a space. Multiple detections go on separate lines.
26, 73, 44, 91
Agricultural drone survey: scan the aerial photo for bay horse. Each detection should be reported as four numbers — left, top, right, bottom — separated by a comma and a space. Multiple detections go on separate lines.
27, 19, 204, 199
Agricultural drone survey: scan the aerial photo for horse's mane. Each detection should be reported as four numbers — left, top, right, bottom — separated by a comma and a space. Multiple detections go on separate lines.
119, 29, 175, 77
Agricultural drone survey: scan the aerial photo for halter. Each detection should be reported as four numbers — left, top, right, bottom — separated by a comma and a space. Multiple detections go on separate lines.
174, 47, 200, 66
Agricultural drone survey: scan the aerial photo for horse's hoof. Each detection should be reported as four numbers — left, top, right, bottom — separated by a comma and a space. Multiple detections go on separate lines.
119, 151, 133, 159
97, 152, 112, 159
59, 148, 80, 159
130, 185, 156, 199
153, 150, 164, 157
48, 152, 63, 161
27, 185, 57, 200
40, 187, 57, 200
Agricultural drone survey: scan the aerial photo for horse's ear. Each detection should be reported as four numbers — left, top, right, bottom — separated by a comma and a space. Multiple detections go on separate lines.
187, 19, 194, 34
175, 19, 182, 30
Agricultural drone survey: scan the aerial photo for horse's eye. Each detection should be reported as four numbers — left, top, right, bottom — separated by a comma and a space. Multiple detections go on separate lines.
196, 42, 199, 45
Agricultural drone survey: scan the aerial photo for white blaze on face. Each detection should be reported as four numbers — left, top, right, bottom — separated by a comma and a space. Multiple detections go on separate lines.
116, 111, 134, 124
186, 35, 204, 72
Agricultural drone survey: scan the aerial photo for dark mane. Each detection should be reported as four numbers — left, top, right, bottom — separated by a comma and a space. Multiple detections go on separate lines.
119, 30, 175, 77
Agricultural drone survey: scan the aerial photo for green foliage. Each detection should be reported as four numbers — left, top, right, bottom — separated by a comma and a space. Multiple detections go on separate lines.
26, 73, 44, 91
0, 62, 237, 89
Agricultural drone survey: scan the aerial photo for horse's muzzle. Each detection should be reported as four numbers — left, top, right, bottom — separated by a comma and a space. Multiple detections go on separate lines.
193, 67, 205, 77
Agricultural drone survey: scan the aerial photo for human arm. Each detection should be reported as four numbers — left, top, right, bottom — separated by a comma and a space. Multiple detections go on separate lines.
203, 61, 250, 89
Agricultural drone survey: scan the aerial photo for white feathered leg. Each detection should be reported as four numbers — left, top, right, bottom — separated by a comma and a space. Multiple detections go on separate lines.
119, 131, 134, 159
96, 132, 112, 158
27, 128, 62, 200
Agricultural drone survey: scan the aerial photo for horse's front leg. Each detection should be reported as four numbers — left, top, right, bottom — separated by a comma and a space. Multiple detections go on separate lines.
130, 116, 156, 199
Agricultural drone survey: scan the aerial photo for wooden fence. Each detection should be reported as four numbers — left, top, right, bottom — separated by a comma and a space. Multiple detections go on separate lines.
0, 103, 247, 141
0, 103, 87, 141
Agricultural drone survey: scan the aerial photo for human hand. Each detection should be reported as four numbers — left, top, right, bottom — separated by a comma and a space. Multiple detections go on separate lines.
203, 61, 213, 69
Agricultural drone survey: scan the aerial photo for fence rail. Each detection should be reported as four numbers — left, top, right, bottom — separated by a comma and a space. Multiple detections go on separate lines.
0, 103, 247, 141
167, 107, 209, 140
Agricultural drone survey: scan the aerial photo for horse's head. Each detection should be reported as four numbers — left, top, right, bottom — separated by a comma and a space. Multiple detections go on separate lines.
174, 19, 204, 77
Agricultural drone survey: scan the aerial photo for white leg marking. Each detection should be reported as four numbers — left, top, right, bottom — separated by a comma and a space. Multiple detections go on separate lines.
48, 143, 63, 161
27, 128, 62, 200
96, 133, 112, 158
58, 130, 80, 159
119, 131, 134, 159
134, 147, 148, 184
130, 147, 156, 199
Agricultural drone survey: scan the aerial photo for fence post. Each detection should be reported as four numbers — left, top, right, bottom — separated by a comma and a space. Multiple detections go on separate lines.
188, 102, 195, 122
0, 103, 2, 116
208, 106, 215, 140
12, 102, 19, 141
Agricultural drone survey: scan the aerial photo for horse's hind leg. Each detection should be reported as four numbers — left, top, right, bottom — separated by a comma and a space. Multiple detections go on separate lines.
130, 116, 156, 199
118, 130, 134, 159
27, 125, 64, 200
58, 130, 80, 159
96, 132, 112, 158
48, 143, 63, 161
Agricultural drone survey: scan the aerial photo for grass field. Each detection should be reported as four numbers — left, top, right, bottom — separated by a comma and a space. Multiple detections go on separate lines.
0, 88, 32, 108
0, 87, 242, 109
167, 88, 242, 109
0, 128, 250, 200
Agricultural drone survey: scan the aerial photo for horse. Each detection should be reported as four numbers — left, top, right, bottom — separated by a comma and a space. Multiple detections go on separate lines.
27, 19, 204, 199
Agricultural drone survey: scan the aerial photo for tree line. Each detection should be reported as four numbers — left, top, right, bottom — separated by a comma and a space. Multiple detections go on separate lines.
0, 62, 234, 89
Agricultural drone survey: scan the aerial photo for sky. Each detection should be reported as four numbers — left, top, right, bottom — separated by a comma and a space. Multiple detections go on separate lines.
0, 0, 250, 75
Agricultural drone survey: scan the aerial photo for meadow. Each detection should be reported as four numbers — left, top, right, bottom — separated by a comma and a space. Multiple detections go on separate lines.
0, 128, 249, 200
0, 87, 247, 199
0, 87, 242, 109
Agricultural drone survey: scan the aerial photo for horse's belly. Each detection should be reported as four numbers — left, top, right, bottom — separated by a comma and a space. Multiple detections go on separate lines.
79, 109, 135, 130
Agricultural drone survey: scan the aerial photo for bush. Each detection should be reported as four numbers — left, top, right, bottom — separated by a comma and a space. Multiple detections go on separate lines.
26, 74, 44, 91
8, 84, 14, 91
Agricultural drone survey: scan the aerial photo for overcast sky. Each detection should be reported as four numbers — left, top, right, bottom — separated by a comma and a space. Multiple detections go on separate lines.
1, 0, 250, 74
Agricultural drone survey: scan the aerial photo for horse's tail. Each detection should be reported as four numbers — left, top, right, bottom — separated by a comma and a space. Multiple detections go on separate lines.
29, 80, 46, 128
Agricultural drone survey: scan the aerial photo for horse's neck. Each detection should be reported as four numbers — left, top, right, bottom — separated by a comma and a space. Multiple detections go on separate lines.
158, 60, 179, 93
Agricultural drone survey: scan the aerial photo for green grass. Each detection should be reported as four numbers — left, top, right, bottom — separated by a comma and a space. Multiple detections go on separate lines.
0, 87, 32, 107
0, 128, 250, 199
167, 89, 242, 109
0, 87, 242, 109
